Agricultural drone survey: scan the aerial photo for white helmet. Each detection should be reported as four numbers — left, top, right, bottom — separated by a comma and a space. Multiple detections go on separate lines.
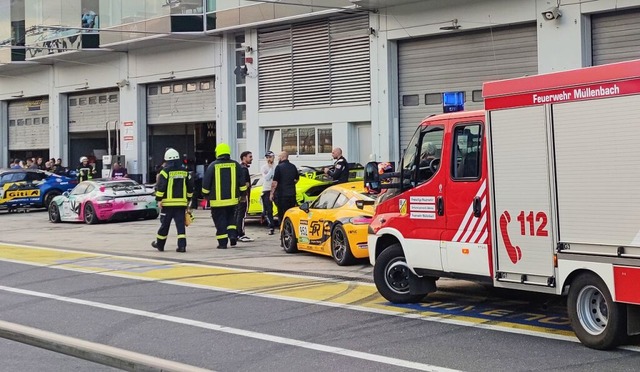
80, 156, 88, 162
164, 148, 180, 161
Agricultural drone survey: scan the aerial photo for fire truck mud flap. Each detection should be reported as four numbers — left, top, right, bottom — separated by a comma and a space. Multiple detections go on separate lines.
373, 243, 436, 304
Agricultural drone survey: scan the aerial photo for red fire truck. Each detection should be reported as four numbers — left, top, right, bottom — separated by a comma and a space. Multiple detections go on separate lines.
364, 60, 640, 349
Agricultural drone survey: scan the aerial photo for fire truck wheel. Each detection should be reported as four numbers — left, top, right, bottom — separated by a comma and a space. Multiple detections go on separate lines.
281, 218, 298, 253
568, 272, 627, 350
331, 224, 355, 266
374, 243, 425, 303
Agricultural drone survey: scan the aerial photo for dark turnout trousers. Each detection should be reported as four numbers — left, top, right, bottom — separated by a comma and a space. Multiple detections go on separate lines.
212, 205, 238, 248
156, 206, 187, 249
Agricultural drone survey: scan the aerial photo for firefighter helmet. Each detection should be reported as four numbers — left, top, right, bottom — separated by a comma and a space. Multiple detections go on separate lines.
215, 143, 231, 157
164, 148, 180, 161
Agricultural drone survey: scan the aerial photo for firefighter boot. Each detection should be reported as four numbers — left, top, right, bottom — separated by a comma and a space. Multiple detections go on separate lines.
151, 241, 165, 252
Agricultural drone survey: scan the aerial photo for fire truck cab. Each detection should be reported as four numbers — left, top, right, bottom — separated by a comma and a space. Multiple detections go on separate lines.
365, 60, 640, 349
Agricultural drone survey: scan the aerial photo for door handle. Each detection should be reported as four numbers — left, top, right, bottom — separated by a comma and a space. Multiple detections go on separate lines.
437, 196, 444, 216
473, 196, 481, 217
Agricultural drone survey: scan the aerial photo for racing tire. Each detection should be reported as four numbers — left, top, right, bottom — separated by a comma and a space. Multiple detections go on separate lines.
144, 211, 160, 220
373, 243, 425, 304
83, 202, 99, 225
44, 190, 61, 210
331, 224, 356, 266
48, 203, 61, 223
281, 218, 298, 253
568, 272, 627, 350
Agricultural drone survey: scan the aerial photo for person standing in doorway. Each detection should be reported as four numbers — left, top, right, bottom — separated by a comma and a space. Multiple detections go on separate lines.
111, 162, 128, 178
202, 143, 246, 249
151, 148, 194, 253
261, 151, 277, 235
324, 147, 349, 184
236, 151, 254, 242
270, 151, 299, 230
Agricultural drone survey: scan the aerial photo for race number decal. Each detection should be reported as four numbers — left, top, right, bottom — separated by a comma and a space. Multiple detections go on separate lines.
298, 220, 309, 244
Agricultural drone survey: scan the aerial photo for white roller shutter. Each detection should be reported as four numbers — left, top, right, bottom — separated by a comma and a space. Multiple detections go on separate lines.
258, 15, 370, 110
69, 91, 120, 132
398, 23, 538, 149
147, 77, 216, 125
592, 9, 640, 66
8, 97, 50, 150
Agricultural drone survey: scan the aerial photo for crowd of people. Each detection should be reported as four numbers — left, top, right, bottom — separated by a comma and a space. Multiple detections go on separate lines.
151, 144, 349, 253
8, 157, 69, 174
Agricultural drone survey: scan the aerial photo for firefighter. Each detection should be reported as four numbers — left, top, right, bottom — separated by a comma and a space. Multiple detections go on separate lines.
76, 156, 96, 182
202, 143, 246, 249
151, 148, 194, 253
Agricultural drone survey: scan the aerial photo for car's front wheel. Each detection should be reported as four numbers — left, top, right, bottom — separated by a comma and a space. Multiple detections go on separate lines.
49, 203, 61, 223
44, 190, 61, 210
84, 202, 99, 224
373, 243, 426, 303
281, 218, 298, 253
331, 224, 356, 266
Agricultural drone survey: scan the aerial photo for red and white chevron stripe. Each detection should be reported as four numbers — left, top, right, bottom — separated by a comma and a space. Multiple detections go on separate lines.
452, 182, 489, 244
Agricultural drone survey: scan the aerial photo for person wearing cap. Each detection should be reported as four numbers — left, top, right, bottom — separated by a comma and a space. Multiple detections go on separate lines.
202, 143, 246, 249
261, 151, 277, 235
76, 156, 96, 182
235, 151, 254, 243
152, 148, 194, 253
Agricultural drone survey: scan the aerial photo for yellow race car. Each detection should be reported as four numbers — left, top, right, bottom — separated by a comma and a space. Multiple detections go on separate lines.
280, 181, 375, 266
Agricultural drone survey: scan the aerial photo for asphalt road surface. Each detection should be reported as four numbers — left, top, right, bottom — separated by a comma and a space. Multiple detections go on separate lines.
0, 209, 639, 371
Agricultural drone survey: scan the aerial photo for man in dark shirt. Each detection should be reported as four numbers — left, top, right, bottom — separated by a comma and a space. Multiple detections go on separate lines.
270, 151, 299, 228
236, 151, 254, 243
111, 162, 128, 178
324, 147, 349, 183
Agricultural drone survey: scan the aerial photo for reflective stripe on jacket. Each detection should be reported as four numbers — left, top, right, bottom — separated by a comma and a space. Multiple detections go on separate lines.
201, 156, 244, 207
155, 166, 194, 207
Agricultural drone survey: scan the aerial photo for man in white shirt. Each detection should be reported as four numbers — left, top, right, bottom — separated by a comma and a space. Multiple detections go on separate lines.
261, 151, 277, 235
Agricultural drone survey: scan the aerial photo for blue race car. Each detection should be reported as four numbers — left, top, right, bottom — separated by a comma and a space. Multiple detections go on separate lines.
0, 169, 78, 211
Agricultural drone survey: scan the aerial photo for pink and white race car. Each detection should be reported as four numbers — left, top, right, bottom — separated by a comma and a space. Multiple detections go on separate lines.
48, 178, 160, 224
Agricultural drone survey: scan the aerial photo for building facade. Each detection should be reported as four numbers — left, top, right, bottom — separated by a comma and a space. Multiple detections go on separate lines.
2, 0, 640, 181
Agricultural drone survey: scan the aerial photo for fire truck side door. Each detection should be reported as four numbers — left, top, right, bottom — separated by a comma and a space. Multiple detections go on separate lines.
440, 121, 492, 278
396, 125, 447, 272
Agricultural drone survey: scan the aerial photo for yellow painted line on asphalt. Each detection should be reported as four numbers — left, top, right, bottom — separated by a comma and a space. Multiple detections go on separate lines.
0, 243, 575, 339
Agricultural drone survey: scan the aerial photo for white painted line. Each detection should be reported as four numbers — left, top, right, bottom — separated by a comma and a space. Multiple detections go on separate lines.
0, 285, 461, 372
2, 248, 640, 353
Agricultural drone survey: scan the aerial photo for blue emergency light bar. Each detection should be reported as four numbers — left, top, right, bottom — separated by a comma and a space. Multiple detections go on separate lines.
443, 91, 464, 113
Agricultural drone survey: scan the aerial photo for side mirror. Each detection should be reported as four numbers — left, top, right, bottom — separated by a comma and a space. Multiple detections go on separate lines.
363, 161, 381, 193
299, 202, 310, 213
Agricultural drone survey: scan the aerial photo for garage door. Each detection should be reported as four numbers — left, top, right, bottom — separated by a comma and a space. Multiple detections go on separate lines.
68, 90, 120, 132
8, 97, 50, 150
398, 23, 538, 149
592, 8, 640, 66
147, 77, 215, 125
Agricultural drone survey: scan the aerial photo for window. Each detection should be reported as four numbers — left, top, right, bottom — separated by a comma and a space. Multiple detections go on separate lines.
200, 81, 211, 90
236, 87, 246, 102
416, 127, 444, 184
42, 117, 49, 124
402, 95, 419, 106
311, 190, 340, 209
25, 118, 32, 126
186, 82, 197, 92
34, 118, 40, 125
17, 119, 24, 126
25, 172, 46, 182
282, 128, 298, 154
425, 93, 442, 105
333, 193, 349, 209
236, 105, 246, 121
109, 95, 118, 103
452, 124, 482, 180
79, 98, 87, 105
299, 128, 316, 155
173, 84, 184, 93
9, 120, 15, 127
318, 128, 332, 153
71, 182, 90, 195
99, 95, 108, 103
69, 98, 77, 106
89, 96, 97, 104
472, 90, 483, 102
161, 85, 171, 94
148, 86, 158, 96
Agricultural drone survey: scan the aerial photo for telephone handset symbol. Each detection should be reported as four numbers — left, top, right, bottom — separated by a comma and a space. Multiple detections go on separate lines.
499, 211, 522, 264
